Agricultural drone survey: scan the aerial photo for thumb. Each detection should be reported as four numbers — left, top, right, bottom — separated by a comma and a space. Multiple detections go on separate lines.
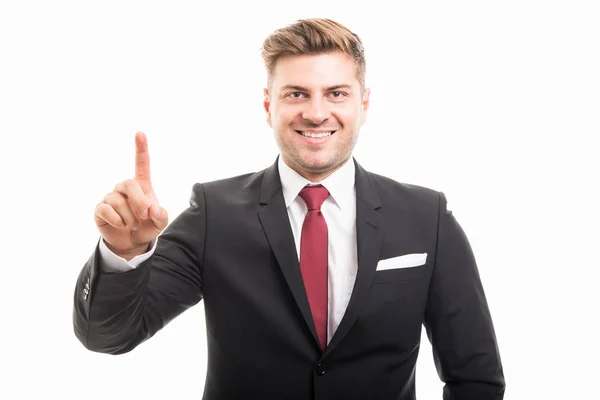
150, 203, 169, 230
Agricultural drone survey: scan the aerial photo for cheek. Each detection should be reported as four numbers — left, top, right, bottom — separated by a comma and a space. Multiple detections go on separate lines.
274, 108, 298, 128
335, 110, 359, 127
334, 102, 361, 121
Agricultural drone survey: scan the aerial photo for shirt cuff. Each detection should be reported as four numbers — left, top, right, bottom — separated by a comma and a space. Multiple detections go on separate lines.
98, 237, 157, 272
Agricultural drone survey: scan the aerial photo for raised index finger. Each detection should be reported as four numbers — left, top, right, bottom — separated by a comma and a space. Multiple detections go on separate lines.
134, 131, 151, 184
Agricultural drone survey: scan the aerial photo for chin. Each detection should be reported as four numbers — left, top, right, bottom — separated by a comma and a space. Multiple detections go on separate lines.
299, 156, 339, 173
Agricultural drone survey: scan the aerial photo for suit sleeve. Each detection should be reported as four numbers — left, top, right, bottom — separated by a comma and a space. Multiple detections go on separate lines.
423, 192, 506, 399
72, 183, 206, 355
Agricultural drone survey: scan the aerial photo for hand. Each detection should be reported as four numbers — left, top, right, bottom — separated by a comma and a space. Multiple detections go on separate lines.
94, 132, 169, 260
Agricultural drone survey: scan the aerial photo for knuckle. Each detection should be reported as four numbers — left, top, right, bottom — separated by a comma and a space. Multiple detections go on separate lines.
103, 192, 114, 203
95, 204, 116, 225
115, 179, 138, 194
96, 202, 109, 213
94, 203, 106, 218
122, 179, 136, 192
124, 179, 136, 188
113, 180, 124, 192
105, 192, 126, 208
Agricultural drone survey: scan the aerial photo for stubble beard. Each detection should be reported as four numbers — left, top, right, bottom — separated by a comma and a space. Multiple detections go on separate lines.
276, 128, 357, 180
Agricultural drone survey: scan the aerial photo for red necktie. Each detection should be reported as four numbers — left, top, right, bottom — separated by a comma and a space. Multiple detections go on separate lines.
298, 185, 330, 350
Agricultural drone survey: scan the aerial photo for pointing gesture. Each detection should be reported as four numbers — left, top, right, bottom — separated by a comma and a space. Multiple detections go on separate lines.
135, 131, 152, 190
94, 132, 169, 260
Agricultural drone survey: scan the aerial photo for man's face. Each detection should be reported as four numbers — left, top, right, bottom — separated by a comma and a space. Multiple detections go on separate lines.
264, 52, 370, 181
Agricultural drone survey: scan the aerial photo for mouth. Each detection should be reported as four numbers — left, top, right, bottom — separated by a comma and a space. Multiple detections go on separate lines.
295, 130, 337, 140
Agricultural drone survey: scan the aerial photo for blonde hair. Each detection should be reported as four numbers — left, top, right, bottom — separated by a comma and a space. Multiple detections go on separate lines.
261, 18, 366, 90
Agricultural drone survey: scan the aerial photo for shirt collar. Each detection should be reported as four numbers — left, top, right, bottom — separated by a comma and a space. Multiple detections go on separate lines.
278, 155, 355, 210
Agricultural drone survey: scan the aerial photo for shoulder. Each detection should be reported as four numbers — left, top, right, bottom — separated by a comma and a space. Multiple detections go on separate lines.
187, 168, 268, 205
365, 170, 448, 213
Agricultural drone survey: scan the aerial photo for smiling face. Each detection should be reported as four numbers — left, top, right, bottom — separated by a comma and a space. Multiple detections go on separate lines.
264, 52, 370, 182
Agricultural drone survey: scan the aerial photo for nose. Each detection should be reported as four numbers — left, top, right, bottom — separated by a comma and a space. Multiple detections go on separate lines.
301, 97, 331, 125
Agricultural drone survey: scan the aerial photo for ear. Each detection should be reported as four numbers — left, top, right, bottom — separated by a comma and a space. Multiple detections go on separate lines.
360, 88, 371, 126
263, 88, 272, 127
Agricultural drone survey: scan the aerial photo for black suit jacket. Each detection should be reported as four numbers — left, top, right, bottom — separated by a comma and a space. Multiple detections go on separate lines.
73, 158, 505, 399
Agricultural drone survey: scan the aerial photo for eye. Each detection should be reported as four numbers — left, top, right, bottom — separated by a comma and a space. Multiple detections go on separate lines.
288, 92, 306, 99
329, 91, 347, 99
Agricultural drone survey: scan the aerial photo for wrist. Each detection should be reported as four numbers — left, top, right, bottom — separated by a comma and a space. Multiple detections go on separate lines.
105, 241, 151, 262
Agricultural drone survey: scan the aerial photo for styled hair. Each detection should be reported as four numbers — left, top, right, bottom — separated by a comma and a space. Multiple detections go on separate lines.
261, 18, 366, 90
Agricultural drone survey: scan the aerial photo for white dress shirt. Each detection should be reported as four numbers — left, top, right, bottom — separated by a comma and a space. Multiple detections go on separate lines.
99, 156, 358, 345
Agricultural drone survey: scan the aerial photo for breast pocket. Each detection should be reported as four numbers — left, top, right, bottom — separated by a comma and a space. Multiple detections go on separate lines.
372, 253, 428, 283
372, 263, 428, 283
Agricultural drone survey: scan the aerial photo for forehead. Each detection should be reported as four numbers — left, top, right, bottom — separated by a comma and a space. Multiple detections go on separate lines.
271, 52, 360, 90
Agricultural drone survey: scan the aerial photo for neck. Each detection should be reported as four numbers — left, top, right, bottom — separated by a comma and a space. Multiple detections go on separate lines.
283, 156, 351, 183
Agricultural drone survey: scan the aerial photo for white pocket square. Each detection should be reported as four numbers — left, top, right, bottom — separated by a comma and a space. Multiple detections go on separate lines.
376, 253, 428, 271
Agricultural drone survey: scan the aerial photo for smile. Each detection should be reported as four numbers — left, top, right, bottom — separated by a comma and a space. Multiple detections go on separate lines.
295, 130, 336, 138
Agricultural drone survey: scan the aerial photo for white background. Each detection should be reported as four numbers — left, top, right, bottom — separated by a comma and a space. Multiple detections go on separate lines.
1, 1, 598, 399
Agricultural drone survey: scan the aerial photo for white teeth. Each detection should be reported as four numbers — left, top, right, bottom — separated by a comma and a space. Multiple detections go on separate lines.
301, 131, 333, 138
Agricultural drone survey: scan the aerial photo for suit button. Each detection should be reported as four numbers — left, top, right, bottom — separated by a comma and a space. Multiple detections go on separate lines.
316, 362, 327, 376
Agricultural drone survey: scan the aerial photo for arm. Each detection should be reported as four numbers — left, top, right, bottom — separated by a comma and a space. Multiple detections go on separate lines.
423, 192, 505, 399
73, 184, 206, 355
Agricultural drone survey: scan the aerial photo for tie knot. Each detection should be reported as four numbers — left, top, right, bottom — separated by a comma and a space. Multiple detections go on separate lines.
299, 185, 330, 211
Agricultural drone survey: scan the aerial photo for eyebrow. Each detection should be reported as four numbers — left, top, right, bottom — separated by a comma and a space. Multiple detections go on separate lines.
280, 84, 353, 92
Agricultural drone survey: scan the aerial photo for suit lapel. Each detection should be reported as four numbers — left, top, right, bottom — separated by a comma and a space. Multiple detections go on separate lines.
324, 159, 383, 356
256, 157, 384, 353
257, 158, 320, 347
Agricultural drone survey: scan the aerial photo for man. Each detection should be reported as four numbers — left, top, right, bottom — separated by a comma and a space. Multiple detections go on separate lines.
73, 18, 505, 399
